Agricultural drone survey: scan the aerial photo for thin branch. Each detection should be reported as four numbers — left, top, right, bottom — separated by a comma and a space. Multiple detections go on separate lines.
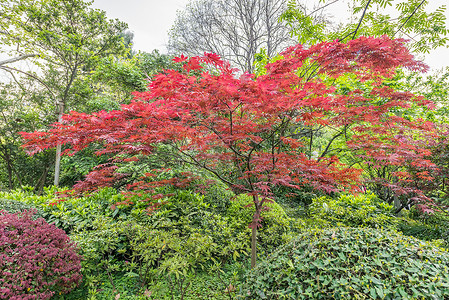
0, 54, 37, 66
352, 0, 372, 40
306, 0, 341, 18
393, 0, 426, 37
318, 125, 348, 161
0, 65, 56, 99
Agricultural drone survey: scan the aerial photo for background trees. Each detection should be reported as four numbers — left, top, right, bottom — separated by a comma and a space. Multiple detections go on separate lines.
282, 0, 448, 53
168, 0, 295, 72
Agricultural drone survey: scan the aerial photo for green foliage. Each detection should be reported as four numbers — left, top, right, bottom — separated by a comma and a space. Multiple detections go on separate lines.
227, 194, 292, 248
135, 50, 181, 78
3, 186, 250, 298
0, 196, 45, 218
399, 208, 449, 246
308, 192, 398, 229
59, 146, 110, 188
191, 175, 235, 213
239, 227, 449, 299
146, 190, 250, 261
0, 187, 122, 233
281, 0, 448, 53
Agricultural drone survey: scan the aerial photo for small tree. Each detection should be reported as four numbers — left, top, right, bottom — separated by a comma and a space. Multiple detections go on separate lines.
22, 36, 435, 267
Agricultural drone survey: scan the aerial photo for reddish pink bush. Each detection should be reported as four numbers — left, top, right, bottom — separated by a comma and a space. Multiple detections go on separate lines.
0, 210, 82, 300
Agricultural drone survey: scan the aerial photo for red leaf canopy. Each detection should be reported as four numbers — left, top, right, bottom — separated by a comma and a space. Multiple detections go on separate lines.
21, 36, 434, 206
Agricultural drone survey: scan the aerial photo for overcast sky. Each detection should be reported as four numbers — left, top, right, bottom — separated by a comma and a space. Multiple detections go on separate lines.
92, 0, 449, 72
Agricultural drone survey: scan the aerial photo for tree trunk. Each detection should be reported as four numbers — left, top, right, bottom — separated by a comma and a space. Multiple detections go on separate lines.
251, 225, 257, 268
5, 156, 13, 190
251, 194, 260, 269
54, 102, 65, 186
0, 146, 15, 190
35, 162, 50, 195
393, 195, 402, 215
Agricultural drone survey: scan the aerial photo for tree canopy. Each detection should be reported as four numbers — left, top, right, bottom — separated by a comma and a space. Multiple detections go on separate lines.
21, 35, 437, 266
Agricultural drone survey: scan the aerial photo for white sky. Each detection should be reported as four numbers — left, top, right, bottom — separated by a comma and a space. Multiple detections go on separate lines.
92, 0, 449, 72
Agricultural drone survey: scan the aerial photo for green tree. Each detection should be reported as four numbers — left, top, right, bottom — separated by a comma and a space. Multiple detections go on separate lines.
282, 0, 448, 53
0, 0, 128, 186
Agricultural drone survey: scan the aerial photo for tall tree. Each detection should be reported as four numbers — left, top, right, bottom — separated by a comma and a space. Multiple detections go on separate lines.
22, 36, 435, 267
282, 0, 448, 53
168, 0, 295, 72
0, 0, 128, 186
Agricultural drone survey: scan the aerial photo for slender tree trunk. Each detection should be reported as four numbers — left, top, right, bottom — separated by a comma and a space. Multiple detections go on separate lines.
35, 162, 50, 195
251, 194, 260, 269
11, 166, 24, 189
5, 157, 13, 190
54, 101, 65, 186
251, 225, 257, 268
394, 195, 401, 212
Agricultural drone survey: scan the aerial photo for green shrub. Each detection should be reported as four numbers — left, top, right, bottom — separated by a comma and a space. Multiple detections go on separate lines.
399, 208, 449, 246
308, 192, 398, 229
70, 216, 132, 274
227, 194, 291, 248
0, 187, 131, 233
192, 176, 235, 213
239, 227, 449, 299
0, 197, 45, 219
147, 190, 249, 260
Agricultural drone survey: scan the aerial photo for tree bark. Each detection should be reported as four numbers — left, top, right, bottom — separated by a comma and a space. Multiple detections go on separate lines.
251, 225, 257, 268
35, 162, 50, 195
53, 102, 65, 186
251, 194, 260, 269
5, 156, 13, 190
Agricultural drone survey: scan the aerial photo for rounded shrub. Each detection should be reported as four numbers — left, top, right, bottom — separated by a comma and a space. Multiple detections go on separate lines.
227, 194, 291, 248
0, 210, 82, 300
308, 192, 398, 229
239, 227, 449, 299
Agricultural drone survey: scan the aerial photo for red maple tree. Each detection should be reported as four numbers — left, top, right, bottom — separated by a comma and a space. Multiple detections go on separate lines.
21, 36, 436, 267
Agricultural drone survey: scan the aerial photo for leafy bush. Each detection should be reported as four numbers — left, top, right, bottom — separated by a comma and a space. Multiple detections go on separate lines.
239, 227, 449, 299
0, 197, 45, 219
192, 175, 235, 213
0, 187, 126, 233
308, 192, 398, 229
227, 194, 291, 248
145, 190, 249, 261
399, 208, 449, 246
0, 210, 82, 299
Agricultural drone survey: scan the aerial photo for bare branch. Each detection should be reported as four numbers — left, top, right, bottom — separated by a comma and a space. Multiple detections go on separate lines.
0, 54, 37, 66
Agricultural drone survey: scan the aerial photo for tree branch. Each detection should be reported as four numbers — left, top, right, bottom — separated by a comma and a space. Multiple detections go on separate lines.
352, 0, 372, 40
393, 0, 426, 37
0, 54, 37, 66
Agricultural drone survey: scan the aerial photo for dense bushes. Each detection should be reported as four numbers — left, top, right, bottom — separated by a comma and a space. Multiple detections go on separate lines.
3, 185, 449, 299
399, 208, 449, 247
306, 192, 449, 246
308, 192, 398, 229
0, 210, 82, 299
239, 227, 449, 299
227, 194, 292, 248
0, 197, 45, 219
